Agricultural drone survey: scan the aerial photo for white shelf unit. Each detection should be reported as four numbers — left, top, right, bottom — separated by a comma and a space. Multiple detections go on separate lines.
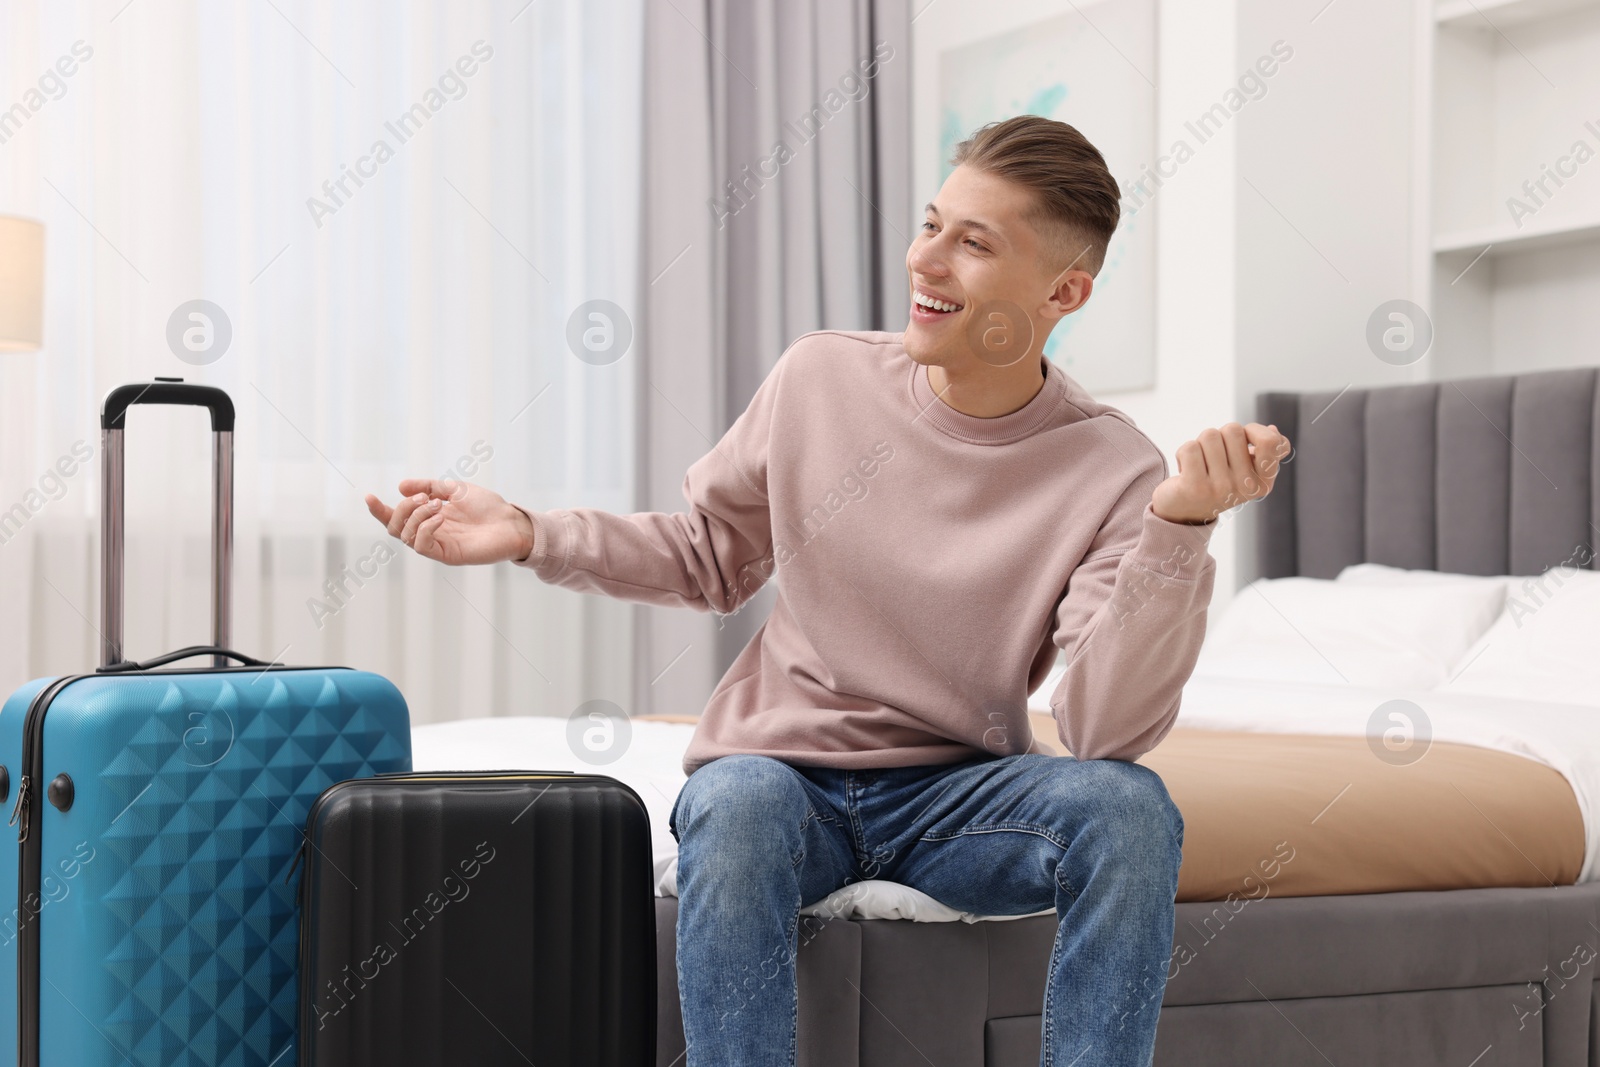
1434, 211, 1600, 255
1436, 0, 1599, 28
1426, 0, 1600, 377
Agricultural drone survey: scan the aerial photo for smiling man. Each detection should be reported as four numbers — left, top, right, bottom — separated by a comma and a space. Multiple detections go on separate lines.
368, 115, 1289, 1067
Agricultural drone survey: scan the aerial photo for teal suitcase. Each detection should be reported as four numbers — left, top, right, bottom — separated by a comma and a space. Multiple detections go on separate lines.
0, 381, 411, 1066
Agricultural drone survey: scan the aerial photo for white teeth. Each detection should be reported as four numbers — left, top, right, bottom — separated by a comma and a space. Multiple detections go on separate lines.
914, 290, 962, 313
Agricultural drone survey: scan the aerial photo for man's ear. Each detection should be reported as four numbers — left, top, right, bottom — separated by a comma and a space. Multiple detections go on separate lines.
1042, 263, 1094, 322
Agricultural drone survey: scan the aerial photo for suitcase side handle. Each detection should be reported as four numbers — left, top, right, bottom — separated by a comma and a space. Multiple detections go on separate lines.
99, 378, 234, 668
97, 644, 275, 673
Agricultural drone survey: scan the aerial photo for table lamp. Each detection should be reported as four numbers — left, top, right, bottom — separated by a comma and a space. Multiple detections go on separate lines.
0, 214, 45, 352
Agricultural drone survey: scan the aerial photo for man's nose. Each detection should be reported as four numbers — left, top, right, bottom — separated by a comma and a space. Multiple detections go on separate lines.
908, 236, 948, 278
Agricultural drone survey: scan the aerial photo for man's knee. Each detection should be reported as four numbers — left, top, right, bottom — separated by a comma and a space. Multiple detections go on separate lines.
1038, 757, 1184, 856
1085, 759, 1181, 843
673, 754, 808, 843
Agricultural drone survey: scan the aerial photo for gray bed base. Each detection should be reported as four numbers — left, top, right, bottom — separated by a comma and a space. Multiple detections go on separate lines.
652, 367, 1600, 1066
656, 883, 1600, 1066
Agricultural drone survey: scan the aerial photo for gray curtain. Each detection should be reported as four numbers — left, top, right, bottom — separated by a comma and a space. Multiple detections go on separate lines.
633, 0, 913, 718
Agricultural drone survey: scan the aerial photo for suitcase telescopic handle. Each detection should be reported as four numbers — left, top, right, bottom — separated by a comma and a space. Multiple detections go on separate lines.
99, 379, 236, 669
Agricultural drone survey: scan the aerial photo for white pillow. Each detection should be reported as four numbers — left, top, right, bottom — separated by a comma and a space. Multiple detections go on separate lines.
1336, 562, 1509, 594
1443, 568, 1600, 704
1195, 576, 1507, 690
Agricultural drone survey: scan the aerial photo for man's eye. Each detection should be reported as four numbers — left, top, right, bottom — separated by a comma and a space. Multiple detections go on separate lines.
921, 221, 937, 232
965, 239, 986, 251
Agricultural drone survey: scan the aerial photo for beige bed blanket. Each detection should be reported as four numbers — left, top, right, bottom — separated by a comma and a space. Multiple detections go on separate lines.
1026, 713, 1584, 902
640, 713, 1586, 902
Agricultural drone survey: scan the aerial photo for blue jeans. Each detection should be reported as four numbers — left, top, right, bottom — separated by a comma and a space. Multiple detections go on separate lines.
668, 752, 1184, 1067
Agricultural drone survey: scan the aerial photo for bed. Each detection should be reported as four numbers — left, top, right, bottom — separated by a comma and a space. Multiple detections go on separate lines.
412, 366, 1600, 1066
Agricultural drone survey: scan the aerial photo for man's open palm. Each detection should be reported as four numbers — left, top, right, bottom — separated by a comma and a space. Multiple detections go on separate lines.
1151, 422, 1291, 525
365, 479, 532, 566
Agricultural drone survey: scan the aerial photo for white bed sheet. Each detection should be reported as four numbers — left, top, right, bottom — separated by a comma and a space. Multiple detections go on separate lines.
409, 717, 1039, 923
1030, 656, 1600, 882
410, 667, 1600, 925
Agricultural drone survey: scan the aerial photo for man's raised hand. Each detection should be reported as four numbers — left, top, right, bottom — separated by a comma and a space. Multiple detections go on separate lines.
365, 479, 536, 566
1150, 422, 1291, 525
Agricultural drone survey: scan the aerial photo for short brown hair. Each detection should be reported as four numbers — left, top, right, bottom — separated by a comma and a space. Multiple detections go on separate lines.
950, 115, 1121, 277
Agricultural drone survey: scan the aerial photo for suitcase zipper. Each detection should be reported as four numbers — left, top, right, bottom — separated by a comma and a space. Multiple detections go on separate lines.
291, 768, 583, 868
285, 771, 580, 888
13, 675, 79, 840
13, 672, 88, 1067
297, 769, 580, 823
6, 776, 28, 843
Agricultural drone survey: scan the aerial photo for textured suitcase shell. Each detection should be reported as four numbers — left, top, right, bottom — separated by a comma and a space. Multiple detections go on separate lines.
297, 771, 656, 1066
0, 665, 411, 1067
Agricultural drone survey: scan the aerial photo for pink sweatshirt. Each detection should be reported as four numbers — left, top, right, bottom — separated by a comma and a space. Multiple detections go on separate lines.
514, 330, 1217, 775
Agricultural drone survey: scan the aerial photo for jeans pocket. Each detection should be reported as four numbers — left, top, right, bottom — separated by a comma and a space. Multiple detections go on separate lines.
793, 805, 830, 868
667, 787, 685, 844
919, 821, 1072, 851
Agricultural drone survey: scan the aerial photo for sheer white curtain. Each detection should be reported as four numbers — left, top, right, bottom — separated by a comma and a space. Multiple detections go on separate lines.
0, 0, 642, 724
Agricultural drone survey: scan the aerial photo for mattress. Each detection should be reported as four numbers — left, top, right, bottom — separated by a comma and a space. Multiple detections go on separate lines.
1164, 674, 1600, 884
410, 674, 1592, 921
1121, 725, 1580, 901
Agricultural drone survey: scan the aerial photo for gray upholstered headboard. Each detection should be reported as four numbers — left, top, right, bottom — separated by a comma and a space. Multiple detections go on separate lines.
1256, 367, 1600, 579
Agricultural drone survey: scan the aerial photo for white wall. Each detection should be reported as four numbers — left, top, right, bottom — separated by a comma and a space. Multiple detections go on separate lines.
911, 0, 1436, 612
1121, 0, 1422, 609
1105, 0, 1242, 612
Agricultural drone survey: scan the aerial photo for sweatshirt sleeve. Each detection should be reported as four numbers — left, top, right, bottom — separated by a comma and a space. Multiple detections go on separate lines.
1046, 468, 1217, 763
507, 358, 783, 614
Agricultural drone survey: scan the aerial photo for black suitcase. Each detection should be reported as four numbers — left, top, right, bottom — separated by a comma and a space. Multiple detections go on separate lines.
295, 770, 656, 1065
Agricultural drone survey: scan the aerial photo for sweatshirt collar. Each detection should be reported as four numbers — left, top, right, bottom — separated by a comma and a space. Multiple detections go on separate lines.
905, 343, 1068, 446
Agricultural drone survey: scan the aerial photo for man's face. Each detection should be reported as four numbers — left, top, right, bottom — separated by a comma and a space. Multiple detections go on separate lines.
903, 164, 1092, 372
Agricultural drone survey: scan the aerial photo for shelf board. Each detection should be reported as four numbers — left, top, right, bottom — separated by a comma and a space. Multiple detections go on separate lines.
1435, 211, 1600, 255
1436, 0, 1600, 28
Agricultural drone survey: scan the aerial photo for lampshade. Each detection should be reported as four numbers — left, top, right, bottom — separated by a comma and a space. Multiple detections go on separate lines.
0, 215, 44, 352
